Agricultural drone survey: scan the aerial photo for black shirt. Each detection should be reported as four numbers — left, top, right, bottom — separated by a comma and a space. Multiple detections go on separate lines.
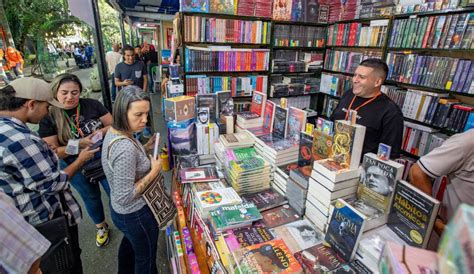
114, 61, 147, 89
38, 98, 109, 163
143, 51, 158, 65
330, 89, 404, 159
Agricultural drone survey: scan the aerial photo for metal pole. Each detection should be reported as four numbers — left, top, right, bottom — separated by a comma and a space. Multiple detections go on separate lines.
119, 14, 126, 48
90, 0, 112, 111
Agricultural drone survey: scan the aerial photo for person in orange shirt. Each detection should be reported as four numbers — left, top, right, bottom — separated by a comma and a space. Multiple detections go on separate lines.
5, 46, 24, 77
0, 48, 11, 84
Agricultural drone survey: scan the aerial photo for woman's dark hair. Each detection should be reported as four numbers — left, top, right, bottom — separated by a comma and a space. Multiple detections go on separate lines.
0, 85, 28, 111
112, 85, 150, 132
173, 49, 180, 64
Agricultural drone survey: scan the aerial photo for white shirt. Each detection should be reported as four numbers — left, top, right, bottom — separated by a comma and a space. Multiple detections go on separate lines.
105, 51, 122, 75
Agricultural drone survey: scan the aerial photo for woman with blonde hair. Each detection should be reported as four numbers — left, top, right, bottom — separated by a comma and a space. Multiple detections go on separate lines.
39, 73, 113, 247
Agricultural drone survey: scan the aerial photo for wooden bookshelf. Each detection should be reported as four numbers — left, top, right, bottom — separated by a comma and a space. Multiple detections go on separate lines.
272, 46, 325, 50
321, 68, 354, 77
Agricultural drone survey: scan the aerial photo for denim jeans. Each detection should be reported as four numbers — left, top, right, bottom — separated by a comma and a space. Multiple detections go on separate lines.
111, 205, 159, 274
60, 160, 111, 225
111, 72, 117, 101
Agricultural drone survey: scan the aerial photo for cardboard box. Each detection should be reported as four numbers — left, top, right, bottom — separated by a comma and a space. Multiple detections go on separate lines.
165, 96, 195, 123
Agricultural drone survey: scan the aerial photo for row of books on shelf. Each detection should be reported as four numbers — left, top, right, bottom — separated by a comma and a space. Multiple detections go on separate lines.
386, 53, 473, 94
273, 24, 326, 48
402, 121, 448, 157
270, 74, 321, 97
185, 75, 268, 97
324, 49, 383, 74
180, 0, 471, 22
272, 51, 323, 72
269, 96, 312, 110
388, 12, 473, 49
382, 85, 474, 133
321, 95, 340, 118
183, 15, 271, 44
320, 72, 352, 97
184, 46, 270, 72
327, 19, 389, 47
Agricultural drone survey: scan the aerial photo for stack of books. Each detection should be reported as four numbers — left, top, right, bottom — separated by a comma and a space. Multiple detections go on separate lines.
194, 187, 243, 218
208, 202, 263, 233
235, 91, 266, 131
272, 163, 297, 195
253, 134, 299, 166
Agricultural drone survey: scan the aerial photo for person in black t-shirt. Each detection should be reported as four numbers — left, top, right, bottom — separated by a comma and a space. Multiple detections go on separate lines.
330, 59, 403, 159
38, 73, 113, 248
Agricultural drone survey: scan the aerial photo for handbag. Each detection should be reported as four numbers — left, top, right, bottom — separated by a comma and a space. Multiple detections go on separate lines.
34, 193, 75, 274
81, 140, 106, 183
107, 136, 176, 230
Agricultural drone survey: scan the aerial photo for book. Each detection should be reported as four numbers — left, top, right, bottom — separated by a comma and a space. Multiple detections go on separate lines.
273, 105, 289, 139
216, 202, 262, 226
232, 239, 303, 273
331, 120, 366, 171
325, 199, 367, 262
333, 260, 373, 273
273, 0, 293, 21
262, 100, 276, 133
250, 91, 267, 117
379, 241, 438, 274
179, 166, 219, 183
272, 219, 324, 253
387, 180, 440, 249
195, 187, 243, 217
262, 205, 301, 228
241, 189, 288, 212
297, 132, 314, 167
217, 91, 234, 117
224, 225, 275, 252
294, 243, 346, 273
287, 107, 307, 142
196, 94, 217, 123
180, 0, 209, 12
312, 130, 333, 161
313, 159, 360, 182
357, 153, 405, 213
209, 0, 234, 14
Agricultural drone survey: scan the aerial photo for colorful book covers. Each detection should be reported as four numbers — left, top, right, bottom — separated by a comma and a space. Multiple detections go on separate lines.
224, 225, 275, 252
180, 0, 209, 12
312, 130, 333, 161
273, 0, 293, 21
294, 243, 346, 273
287, 107, 307, 142
232, 239, 303, 273
210, 0, 234, 14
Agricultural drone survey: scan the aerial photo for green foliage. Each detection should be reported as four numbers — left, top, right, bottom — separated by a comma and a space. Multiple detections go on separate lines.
98, 0, 121, 50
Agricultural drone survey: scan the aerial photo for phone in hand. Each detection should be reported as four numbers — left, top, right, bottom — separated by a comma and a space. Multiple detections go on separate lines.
153, 133, 160, 160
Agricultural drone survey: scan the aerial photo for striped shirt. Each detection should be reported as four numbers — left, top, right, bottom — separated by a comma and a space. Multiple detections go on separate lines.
0, 190, 51, 273
0, 116, 81, 226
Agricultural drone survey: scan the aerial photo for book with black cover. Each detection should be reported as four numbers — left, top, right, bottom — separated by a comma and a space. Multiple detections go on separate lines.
273, 105, 289, 139
196, 94, 217, 123
262, 205, 301, 228
325, 199, 367, 262
387, 180, 440, 248
298, 131, 314, 167
241, 189, 288, 212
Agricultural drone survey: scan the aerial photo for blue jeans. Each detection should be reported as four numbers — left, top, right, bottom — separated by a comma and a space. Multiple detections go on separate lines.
111, 205, 159, 274
111, 72, 117, 101
60, 160, 111, 225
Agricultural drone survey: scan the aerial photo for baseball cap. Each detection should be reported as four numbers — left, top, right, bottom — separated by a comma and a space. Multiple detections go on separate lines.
9, 77, 65, 108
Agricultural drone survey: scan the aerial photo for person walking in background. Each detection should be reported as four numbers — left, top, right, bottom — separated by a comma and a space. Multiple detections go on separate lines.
106, 43, 122, 102
0, 49, 11, 85
39, 73, 113, 248
0, 77, 99, 274
102, 86, 162, 274
84, 43, 94, 68
143, 44, 159, 93
5, 46, 24, 78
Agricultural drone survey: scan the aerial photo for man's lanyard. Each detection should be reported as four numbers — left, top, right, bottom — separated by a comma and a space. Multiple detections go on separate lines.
345, 93, 381, 120
64, 104, 84, 138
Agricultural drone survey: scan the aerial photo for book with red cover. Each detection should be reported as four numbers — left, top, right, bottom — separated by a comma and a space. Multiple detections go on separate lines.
250, 91, 267, 117
294, 243, 346, 273
261, 205, 301, 228
232, 239, 303, 273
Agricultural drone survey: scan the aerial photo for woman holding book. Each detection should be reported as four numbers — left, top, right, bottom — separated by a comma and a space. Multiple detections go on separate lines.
102, 85, 162, 274
39, 73, 113, 247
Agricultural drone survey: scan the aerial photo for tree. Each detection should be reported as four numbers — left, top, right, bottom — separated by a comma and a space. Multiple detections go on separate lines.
98, 0, 121, 50
4, 0, 81, 52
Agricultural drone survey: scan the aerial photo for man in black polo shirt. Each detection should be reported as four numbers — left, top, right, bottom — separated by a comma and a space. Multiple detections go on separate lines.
330, 58, 403, 159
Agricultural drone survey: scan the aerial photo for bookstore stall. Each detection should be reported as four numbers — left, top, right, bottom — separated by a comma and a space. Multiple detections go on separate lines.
147, 0, 474, 273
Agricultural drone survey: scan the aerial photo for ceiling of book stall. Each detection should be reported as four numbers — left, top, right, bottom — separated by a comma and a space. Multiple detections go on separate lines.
108, 0, 179, 22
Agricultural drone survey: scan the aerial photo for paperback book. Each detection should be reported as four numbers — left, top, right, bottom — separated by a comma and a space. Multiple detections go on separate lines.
312, 129, 333, 161
179, 166, 219, 183
224, 225, 275, 252
330, 120, 366, 170
272, 219, 324, 253
241, 189, 288, 212
325, 199, 367, 262
387, 180, 440, 248
273, 105, 289, 139
298, 132, 314, 167
294, 243, 346, 273
287, 107, 307, 142
262, 205, 301, 228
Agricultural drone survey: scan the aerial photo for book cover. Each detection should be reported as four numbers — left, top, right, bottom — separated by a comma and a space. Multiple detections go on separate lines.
387, 180, 440, 248
179, 166, 219, 183
225, 225, 275, 252
217, 91, 234, 117
298, 132, 314, 166
357, 153, 405, 213
273, 0, 293, 21
312, 130, 333, 161
196, 187, 242, 212
232, 239, 303, 273
250, 91, 267, 117
262, 205, 301, 228
193, 180, 226, 192
196, 94, 217, 123
379, 241, 438, 274
273, 105, 289, 139
241, 189, 287, 212
325, 199, 367, 262
180, 0, 209, 12
333, 259, 373, 273
263, 100, 276, 133
294, 243, 346, 273
287, 107, 307, 142
330, 120, 366, 170
216, 202, 262, 225
281, 219, 324, 252
209, 0, 234, 14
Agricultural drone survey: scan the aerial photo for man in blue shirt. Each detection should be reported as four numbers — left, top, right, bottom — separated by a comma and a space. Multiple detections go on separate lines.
0, 77, 98, 274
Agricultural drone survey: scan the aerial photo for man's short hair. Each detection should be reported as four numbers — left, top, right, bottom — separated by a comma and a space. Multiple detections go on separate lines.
122, 45, 134, 54
359, 58, 388, 80
134, 45, 141, 49
0, 85, 29, 111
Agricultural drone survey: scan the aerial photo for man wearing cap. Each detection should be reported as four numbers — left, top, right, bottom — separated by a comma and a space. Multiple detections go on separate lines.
0, 77, 98, 273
